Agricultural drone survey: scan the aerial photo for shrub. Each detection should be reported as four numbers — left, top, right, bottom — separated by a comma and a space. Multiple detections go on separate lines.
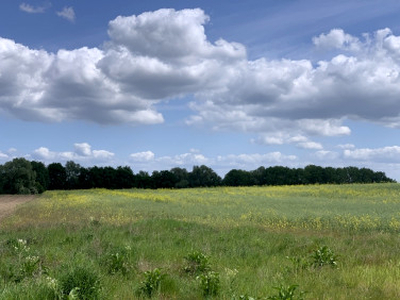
138, 268, 165, 298
197, 271, 220, 297
183, 251, 211, 275
102, 246, 133, 276
59, 266, 101, 300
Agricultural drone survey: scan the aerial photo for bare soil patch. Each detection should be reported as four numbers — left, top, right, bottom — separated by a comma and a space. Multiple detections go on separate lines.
0, 195, 36, 221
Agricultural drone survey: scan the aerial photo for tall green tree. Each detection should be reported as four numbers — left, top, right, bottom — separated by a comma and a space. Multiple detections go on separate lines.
223, 169, 253, 186
0, 158, 37, 194
170, 167, 189, 188
189, 165, 221, 187
31, 161, 49, 193
116, 166, 135, 189
48, 163, 67, 190
65, 161, 82, 190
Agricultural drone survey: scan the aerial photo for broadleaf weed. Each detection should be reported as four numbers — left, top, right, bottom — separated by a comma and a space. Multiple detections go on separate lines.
267, 284, 306, 300
183, 251, 211, 275
197, 271, 220, 297
138, 268, 166, 298
311, 245, 338, 269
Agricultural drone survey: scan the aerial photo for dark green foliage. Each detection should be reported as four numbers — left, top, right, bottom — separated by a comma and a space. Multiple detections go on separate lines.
0, 158, 37, 194
0, 156, 395, 194
65, 160, 82, 190
223, 169, 254, 186
134, 170, 153, 188
31, 161, 50, 193
59, 266, 101, 300
189, 165, 222, 187
151, 170, 177, 188
171, 167, 190, 188
223, 165, 394, 187
115, 166, 135, 189
47, 163, 67, 190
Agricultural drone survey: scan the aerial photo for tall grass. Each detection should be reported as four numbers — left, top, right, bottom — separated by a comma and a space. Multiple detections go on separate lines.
1, 184, 400, 298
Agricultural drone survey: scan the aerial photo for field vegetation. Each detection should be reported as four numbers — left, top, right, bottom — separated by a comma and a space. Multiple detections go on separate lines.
1, 184, 400, 299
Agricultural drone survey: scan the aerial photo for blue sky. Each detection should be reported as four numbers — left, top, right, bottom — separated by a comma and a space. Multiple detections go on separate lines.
2, 0, 400, 180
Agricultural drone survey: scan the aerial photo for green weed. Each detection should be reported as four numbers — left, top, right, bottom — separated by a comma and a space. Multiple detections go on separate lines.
183, 251, 211, 275
102, 245, 133, 275
311, 245, 338, 269
138, 268, 166, 298
59, 266, 101, 300
197, 271, 220, 297
267, 284, 306, 300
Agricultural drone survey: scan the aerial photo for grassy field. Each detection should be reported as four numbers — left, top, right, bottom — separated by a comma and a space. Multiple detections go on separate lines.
1, 184, 400, 299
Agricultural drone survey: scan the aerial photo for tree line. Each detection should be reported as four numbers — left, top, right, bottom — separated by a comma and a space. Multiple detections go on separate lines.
0, 157, 395, 195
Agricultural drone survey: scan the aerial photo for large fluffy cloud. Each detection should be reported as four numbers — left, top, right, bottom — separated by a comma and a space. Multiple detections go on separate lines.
0, 8, 245, 126
189, 27, 400, 139
2, 8, 400, 143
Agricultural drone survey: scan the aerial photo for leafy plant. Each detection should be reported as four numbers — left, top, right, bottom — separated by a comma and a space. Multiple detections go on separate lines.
138, 268, 165, 298
183, 251, 211, 275
59, 266, 101, 300
197, 271, 220, 297
267, 284, 306, 300
103, 245, 133, 276
21, 255, 40, 277
107, 252, 127, 275
311, 245, 338, 268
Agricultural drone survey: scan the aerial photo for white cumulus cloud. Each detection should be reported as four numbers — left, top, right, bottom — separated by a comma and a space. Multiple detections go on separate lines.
130, 151, 155, 162
57, 7, 75, 22
312, 28, 360, 51
2, 9, 400, 145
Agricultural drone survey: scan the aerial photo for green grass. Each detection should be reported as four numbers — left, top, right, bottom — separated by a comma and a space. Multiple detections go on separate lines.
1, 184, 400, 299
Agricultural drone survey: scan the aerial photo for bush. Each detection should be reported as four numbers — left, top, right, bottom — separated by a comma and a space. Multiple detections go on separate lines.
311, 245, 338, 268
102, 245, 133, 276
197, 271, 220, 297
59, 266, 101, 300
183, 251, 211, 275
138, 268, 165, 298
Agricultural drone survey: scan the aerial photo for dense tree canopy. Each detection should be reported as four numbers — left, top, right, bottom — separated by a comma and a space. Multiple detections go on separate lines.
0, 158, 37, 194
0, 158, 396, 194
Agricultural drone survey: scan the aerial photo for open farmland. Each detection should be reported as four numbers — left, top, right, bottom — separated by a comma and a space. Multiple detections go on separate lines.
1, 184, 400, 299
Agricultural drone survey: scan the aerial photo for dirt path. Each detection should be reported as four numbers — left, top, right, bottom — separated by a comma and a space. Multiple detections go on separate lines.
0, 195, 36, 221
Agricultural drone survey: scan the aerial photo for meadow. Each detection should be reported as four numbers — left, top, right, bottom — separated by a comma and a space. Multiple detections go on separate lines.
1, 184, 400, 299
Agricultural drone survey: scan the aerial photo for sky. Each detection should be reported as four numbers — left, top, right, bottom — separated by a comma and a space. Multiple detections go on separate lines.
2, 0, 400, 180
